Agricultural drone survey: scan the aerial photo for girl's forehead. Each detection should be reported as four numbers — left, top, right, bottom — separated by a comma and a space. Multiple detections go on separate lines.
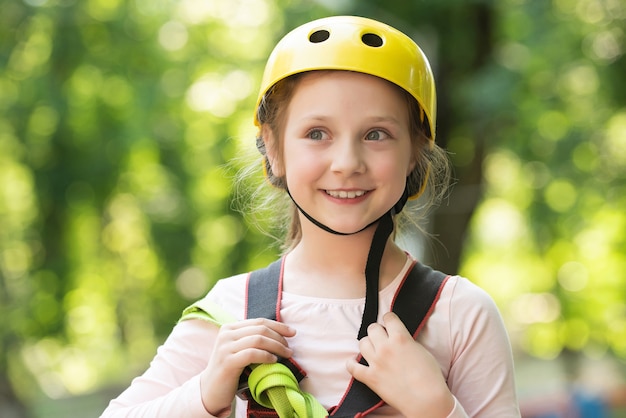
296, 69, 401, 90
287, 70, 409, 115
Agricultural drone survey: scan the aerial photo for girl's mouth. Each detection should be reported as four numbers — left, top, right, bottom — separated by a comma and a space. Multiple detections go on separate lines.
325, 190, 368, 199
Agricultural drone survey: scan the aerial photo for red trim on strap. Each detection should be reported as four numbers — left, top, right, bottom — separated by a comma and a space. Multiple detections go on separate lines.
389, 258, 417, 312
275, 258, 285, 322
413, 275, 449, 339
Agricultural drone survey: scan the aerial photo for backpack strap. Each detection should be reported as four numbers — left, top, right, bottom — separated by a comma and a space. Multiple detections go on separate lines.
329, 260, 448, 417
244, 257, 448, 417
246, 258, 283, 320
239, 258, 309, 410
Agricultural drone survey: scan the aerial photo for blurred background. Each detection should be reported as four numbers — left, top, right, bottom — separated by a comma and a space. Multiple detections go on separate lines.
1, 0, 625, 416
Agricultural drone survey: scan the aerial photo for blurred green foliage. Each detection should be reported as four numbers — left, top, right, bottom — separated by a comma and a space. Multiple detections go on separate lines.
0, 0, 624, 414
459, 0, 626, 361
0, 0, 328, 407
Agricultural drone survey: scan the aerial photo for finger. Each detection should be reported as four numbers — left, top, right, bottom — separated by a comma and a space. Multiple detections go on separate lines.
382, 312, 410, 336
257, 318, 297, 337
227, 318, 296, 337
230, 347, 281, 366
237, 334, 294, 359
243, 324, 293, 346
222, 322, 295, 350
345, 356, 369, 381
366, 322, 389, 341
358, 335, 375, 358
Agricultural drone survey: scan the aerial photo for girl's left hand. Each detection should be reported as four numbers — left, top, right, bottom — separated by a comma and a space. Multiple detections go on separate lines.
346, 312, 455, 417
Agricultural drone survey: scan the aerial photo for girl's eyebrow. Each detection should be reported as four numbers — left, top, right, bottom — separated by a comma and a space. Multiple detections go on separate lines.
366, 115, 403, 126
294, 114, 403, 126
299, 115, 331, 122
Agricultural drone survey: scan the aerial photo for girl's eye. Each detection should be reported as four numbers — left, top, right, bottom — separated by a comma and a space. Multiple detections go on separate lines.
307, 129, 326, 141
365, 130, 389, 141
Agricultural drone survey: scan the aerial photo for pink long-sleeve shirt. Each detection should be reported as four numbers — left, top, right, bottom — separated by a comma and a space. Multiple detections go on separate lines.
102, 255, 520, 417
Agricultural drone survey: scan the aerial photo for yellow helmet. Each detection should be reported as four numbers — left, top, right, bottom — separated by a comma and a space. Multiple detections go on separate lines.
254, 15, 436, 140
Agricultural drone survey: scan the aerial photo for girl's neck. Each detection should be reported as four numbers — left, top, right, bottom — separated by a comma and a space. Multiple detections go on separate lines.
300, 226, 372, 266
282, 221, 408, 298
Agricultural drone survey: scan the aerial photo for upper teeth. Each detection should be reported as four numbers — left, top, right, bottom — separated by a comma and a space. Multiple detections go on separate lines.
326, 190, 366, 199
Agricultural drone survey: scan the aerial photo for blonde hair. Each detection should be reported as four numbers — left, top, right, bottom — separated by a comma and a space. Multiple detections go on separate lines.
235, 71, 452, 253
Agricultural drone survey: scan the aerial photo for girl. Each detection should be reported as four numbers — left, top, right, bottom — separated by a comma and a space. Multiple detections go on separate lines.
101, 16, 520, 418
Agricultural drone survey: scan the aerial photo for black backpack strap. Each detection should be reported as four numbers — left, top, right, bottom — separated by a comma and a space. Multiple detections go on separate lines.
329, 261, 448, 417
392, 261, 448, 338
246, 258, 283, 320
239, 258, 308, 409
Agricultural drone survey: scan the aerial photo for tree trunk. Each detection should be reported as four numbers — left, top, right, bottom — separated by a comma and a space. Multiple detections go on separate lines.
426, 2, 494, 276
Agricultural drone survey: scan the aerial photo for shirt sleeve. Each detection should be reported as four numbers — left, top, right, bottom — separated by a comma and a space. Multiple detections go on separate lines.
436, 276, 521, 417
100, 275, 248, 418
100, 319, 224, 418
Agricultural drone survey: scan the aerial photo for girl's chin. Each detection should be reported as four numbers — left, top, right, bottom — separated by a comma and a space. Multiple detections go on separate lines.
320, 219, 381, 235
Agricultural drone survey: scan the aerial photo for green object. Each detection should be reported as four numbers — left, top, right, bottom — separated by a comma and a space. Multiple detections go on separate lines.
180, 300, 329, 418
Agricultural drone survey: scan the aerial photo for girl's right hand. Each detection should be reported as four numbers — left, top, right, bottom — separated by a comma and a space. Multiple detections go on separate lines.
199, 318, 296, 417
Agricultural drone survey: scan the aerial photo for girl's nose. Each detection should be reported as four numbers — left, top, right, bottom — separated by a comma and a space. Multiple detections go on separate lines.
330, 137, 366, 175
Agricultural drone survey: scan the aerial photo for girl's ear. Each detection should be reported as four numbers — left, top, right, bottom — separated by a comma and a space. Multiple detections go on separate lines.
262, 125, 285, 177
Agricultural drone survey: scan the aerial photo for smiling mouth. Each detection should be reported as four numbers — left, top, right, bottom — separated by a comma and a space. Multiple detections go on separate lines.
325, 190, 368, 199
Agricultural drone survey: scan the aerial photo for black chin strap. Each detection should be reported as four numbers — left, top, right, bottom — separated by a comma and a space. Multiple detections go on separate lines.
286, 185, 410, 340
357, 188, 408, 339
357, 211, 394, 339
286, 189, 379, 236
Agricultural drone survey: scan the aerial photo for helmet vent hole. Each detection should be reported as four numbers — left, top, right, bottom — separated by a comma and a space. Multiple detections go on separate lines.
362, 33, 383, 47
309, 30, 330, 43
